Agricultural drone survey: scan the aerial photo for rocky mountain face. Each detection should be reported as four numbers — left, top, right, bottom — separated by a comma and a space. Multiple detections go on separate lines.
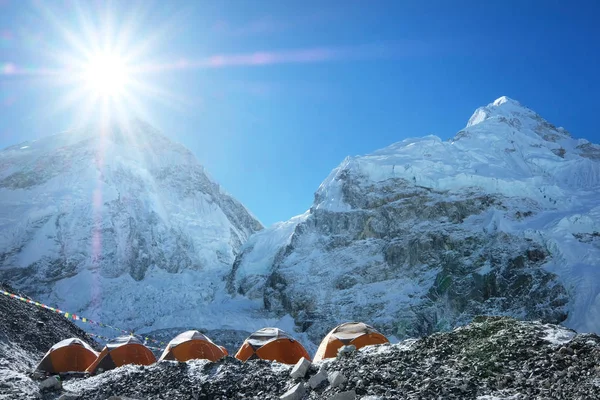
229, 96, 600, 344
0, 120, 263, 334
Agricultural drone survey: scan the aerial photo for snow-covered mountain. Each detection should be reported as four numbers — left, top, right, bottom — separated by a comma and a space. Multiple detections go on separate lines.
0, 120, 264, 333
229, 96, 600, 344
2, 97, 599, 348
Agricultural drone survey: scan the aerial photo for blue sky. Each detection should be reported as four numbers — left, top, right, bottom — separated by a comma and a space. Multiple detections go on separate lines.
1, 0, 599, 226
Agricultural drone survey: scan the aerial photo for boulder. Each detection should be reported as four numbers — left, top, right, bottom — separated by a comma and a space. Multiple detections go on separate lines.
328, 371, 348, 388
280, 382, 306, 400
290, 357, 312, 379
39, 376, 61, 391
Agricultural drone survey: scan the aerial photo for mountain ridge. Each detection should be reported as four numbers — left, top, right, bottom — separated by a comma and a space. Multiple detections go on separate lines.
0, 120, 265, 336
1, 96, 599, 348
230, 96, 600, 344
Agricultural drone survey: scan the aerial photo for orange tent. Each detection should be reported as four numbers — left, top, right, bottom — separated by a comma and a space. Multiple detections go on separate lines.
235, 327, 310, 365
36, 338, 98, 374
85, 336, 156, 375
313, 322, 388, 362
159, 330, 227, 362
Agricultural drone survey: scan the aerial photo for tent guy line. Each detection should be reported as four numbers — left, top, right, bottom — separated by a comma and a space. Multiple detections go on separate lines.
0, 289, 168, 348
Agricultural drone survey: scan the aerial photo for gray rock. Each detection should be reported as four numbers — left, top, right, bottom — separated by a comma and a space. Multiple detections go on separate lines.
58, 394, 81, 400
39, 375, 61, 391
309, 369, 329, 389
337, 345, 357, 358
328, 371, 348, 388
280, 382, 306, 400
559, 346, 574, 355
290, 357, 312, 379
328, 390, 357, 400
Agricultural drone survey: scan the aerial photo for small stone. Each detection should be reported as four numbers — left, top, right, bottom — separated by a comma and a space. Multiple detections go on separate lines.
58, 394, 81, 400
280, 382, 306, 400
337, 345, 357, 358
290, 357, 312, 379
30, 371, 46, 380
559, 346, 574, 355
39, 376, 61, 391
328, 390, 357, 400
328, 371, 348, 388
309, 370, 329, 389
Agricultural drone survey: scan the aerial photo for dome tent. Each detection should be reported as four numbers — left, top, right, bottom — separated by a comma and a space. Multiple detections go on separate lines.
36, 338, 98, 374
159, 330, 227, 362
235, 327, 310, 365
85, 335, 156, 375
313, 322, 388, 362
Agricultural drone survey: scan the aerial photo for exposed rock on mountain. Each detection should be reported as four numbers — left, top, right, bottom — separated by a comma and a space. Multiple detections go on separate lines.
230, 97, 600, 343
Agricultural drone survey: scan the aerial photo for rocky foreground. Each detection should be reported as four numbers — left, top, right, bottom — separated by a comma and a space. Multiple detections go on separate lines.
0, 283, 99, 400
2, 282, 600, 399
53, 316, 599, 400
12, 320, 600, 399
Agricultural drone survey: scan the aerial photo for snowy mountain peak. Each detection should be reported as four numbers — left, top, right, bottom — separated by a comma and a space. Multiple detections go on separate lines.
0, 121, 264, 334
231, 96, 600, 347
310, 97, 599, 215
492, 95, 519, 106
466, 96, 536, 129
307, 98, 598, 223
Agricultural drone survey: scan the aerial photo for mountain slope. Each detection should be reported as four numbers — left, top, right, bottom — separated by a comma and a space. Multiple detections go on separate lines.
0, 282, 99, 399
230, 96, 600, 343
0, 120, 263, 334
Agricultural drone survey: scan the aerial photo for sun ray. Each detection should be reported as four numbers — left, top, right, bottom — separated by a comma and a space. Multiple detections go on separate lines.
121, 5, 193, 63
126, 78, 191, 111
33, 2, 95, 63
3, 1, 390, 137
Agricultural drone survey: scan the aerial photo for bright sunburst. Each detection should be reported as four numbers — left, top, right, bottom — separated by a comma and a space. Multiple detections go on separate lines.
27, 1, 189, 128
83, 53, 130, 98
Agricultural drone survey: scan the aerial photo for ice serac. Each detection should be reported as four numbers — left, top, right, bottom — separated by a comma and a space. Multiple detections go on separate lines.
0, 120, 263, 333
230, 96, 600, 344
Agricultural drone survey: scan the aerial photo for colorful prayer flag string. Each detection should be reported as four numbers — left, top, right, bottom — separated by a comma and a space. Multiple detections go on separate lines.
1, 289, 168, 348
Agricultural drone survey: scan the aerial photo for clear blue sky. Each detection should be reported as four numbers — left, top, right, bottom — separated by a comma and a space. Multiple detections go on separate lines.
1, 0, 599, 226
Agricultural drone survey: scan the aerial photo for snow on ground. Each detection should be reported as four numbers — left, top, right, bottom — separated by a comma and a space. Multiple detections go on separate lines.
476, 394, 523, 400
540, 324, 576, 346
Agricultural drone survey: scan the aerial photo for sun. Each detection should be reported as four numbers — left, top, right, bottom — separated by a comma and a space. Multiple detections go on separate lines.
83, 53, 129, 98
29, 1, 190, 127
